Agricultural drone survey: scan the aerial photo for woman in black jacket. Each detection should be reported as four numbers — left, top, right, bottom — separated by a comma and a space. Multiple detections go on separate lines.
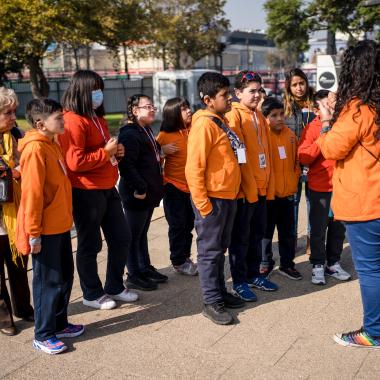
118, 94, 166, 291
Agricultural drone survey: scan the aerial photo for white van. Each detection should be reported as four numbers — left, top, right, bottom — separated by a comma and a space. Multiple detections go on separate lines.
153, 69, 218, 119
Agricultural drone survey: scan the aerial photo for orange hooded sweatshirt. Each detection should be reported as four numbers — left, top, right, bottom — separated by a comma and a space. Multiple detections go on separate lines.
316, 99, 380, 222
16, 130, 73, 243
185, 109, 241, 217
226, 102, 274, 202
268, 125, 300, 198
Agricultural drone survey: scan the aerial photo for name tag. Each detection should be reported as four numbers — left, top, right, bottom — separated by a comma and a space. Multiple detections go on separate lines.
237, 148, 247, 164
278, 146, 287, 160
259, 153, 266, 168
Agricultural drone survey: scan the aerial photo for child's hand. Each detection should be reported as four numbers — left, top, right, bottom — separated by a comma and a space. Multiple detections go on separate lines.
134, 191, 146, 200
12, 169, 21, 179
162, 143, 178, 155
318, 101, 332, 123
115, 143, 125, 159
104, 138, 118, 156
30, 243, 42, 254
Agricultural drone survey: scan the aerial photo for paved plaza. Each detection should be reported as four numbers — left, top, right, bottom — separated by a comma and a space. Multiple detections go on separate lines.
1, 200, 380, 379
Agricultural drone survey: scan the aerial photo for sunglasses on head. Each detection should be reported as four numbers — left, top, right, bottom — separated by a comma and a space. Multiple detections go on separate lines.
241, 71, 262, 83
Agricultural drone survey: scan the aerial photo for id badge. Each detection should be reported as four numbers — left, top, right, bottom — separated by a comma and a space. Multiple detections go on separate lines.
237, 148, 247, 164
258, 153, 266, 168
278, 146, 287, 160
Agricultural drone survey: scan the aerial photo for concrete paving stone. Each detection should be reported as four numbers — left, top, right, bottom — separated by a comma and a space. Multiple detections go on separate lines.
219, 363, 308, 380
276, 335, 369, 378
0, 340, 39, 378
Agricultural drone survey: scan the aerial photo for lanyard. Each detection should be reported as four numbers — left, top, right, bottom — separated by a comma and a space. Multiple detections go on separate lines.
91, 115, 108, 144
142, 126, 160, 163
252, 111, 263, 147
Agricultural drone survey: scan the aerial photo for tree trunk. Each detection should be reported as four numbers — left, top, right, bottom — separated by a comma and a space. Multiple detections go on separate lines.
73, 47, 80, 70
85, 44, 91, 70
27, 55, 49, 98
326, 29, 337, 55
122, 43, 130, 79
162, 46, 167, 70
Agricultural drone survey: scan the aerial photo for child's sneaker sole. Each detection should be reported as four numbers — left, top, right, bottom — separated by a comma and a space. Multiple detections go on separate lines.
333, 334, 380, 349
33, 340, 67, 355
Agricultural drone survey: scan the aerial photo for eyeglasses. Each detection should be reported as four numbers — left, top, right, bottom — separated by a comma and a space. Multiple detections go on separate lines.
241, 71, 262, 83
137, 105, 157, 112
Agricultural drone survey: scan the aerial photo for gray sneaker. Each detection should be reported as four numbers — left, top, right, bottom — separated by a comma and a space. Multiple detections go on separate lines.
173, 259, 198, 276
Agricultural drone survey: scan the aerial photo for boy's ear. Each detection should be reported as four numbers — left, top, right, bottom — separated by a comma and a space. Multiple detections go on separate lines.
202, 95, 212, 107
34, 119, 44, 130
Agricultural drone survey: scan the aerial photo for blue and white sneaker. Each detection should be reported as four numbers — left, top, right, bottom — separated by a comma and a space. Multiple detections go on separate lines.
248, 276, 278, 291
232, 283, 257, 302
56, 323, 85, 338
33, 337, 67, 355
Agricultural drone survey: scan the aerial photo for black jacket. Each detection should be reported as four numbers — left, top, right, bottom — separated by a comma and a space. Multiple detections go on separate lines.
118, 123, 164, 210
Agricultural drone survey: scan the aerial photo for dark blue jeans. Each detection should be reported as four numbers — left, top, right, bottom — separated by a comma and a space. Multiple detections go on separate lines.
163, 184, 194, 266
229, 196, 266, 284
192, 198, 236, 304
262, 196, 296, 269
73, 187, 129, 300
32, 232, 73, 341
346, 219, 380, 337
124, 208, 154, 275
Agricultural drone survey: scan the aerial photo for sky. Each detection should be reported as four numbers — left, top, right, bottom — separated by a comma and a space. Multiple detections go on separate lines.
224, 0, 267, 31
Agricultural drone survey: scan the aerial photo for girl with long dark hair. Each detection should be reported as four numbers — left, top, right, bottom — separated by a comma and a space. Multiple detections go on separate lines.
317, 40, 380, 348
156, 97, 197, 276
284, 68, 315, 252
118, 94, 166, 291
60, 70, 138, 310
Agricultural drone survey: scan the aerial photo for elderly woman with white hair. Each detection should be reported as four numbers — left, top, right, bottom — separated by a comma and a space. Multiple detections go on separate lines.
0, 87, 33, 336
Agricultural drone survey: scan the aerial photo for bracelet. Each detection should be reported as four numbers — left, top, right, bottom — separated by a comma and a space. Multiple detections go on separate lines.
321, 119, 331, 123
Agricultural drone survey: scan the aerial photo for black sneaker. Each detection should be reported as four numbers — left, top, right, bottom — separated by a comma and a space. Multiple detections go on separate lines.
278, 267, 303, 281
202, 302, 234, 325
223, 292, 245, 309
142, 265, 168, 283
126, 273, 158, 291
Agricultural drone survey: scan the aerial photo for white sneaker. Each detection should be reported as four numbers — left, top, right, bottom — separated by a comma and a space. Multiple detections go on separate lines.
108, 288, 139, 303
83, 295, 117, 310
326, 262, 351, 281
173, 258, 198, 276
311, 265, 326, 285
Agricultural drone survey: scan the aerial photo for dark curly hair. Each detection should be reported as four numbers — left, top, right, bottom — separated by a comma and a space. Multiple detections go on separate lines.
332, 40, 380, 130
125, 93, 151, 124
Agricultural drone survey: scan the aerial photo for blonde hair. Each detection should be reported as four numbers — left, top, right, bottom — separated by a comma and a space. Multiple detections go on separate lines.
0, 87, 19, 113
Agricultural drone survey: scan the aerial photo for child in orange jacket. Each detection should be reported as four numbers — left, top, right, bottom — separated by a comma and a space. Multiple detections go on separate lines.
299, 90, 350, 286
261, 97, 302, 280
156, 97, 197, 276
225, 71, 278, 302
16, 99, 84, 355
185, 72, 244, 325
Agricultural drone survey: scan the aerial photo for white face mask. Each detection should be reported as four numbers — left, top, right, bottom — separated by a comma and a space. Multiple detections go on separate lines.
92, 89, 103, 109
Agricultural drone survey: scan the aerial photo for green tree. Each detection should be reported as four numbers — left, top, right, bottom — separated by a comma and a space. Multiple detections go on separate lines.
148, 0, 229, 69
0, 0, 66, 97
264, 0, 309, 67
265, 0, 380, 60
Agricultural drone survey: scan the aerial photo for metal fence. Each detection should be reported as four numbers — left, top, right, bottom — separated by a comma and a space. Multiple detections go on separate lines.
4, 77, 153, 117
